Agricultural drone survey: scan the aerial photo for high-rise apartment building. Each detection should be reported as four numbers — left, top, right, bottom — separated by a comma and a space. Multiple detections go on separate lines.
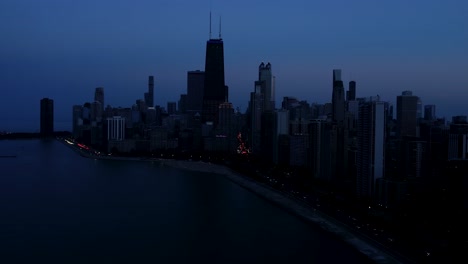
332, 69, 345, 123
448, 116, 468, 160
356, 98, 385, 198
424, 105, 436, 121
347, 81, 356, 101
187, 70, 205, 113
249, 82, 264, 154
90, 101, 103, 122
107, 116, 125, 141
416, 97, 422, 119
218, 102, 234, 137
397, 91, 419, 137
40, 98, 54, 137
309, 120, 332, 182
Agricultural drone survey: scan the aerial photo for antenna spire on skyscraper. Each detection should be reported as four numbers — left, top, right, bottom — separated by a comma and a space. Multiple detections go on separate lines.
209, 11, 212, 39
219, 16, 222, 39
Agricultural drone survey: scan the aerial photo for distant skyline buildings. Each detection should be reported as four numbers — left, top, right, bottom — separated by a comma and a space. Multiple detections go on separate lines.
1, 1, 467, 132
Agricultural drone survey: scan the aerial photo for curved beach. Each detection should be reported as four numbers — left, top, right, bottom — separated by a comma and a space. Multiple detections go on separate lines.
158, 159, 405, 264
62, 139, 404, 263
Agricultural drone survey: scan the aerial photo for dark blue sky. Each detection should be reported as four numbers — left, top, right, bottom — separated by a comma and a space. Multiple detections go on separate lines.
1, 0, 467, 132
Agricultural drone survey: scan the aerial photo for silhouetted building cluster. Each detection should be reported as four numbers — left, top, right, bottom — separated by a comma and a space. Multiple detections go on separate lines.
69, 23, 467, 256
71, 22, 243, 157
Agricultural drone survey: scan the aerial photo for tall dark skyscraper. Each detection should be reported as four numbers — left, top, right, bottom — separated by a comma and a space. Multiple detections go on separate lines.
187, 70, 205, 113
347, 81, 356, 101
397, 91, 418, 137
258, 62, 275, 111
145, 76, 154, 107
40, 98, 54, 137
332, 69, 345, 123
356, 98, 385, 198
202, 18, 227, 124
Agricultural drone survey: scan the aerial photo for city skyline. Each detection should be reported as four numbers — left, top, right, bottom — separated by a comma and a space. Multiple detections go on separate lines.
1, 0, 467, 131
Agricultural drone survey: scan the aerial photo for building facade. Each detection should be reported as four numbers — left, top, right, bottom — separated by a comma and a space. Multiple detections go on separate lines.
397, 91, 419, 137
107, 116, 125, 141
332, 69, 345, 123
187, 70, 205, 113
258, 62, 275, 111
356, 99, 385, 198
202, 38, 227, 125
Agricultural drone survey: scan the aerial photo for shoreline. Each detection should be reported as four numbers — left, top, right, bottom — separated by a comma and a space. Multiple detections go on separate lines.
158, 159, 405, 264
61, 139, 405, 263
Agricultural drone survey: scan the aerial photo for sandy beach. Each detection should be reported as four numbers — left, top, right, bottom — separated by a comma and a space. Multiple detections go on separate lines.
158, 159, 404, 264
62, 139, 403, 263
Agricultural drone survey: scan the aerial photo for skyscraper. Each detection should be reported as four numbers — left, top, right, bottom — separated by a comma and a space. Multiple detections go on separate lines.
145, 76, 154, 107
347, 81, 356, 101
448, 116, 468, 160
416, 97, 422, 119
187, 70, 205, 113
258, 62, 275, 111
309, 119, 332, 182
332, 69, 345, 123
330, 70, 348, 182
202, 27, 227, 124
249, 81, 264, 154
397, 91, 418, 137
178, 94, 187, 114
356, 98, 385, 198
107, 116, 125, 141
92, 87, 105, 128
40, 98, 54, 137
424, 105, 436, 121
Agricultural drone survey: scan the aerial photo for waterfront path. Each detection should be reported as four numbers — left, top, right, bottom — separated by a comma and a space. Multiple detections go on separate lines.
60, 139, 407, 263
158, 159, 407, 264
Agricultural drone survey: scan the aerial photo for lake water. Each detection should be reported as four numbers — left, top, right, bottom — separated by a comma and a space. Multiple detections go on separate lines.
0, 139, 373, 263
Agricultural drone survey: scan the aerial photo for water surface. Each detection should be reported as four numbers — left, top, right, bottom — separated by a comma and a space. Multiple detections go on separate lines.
0, 139, 373, 263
